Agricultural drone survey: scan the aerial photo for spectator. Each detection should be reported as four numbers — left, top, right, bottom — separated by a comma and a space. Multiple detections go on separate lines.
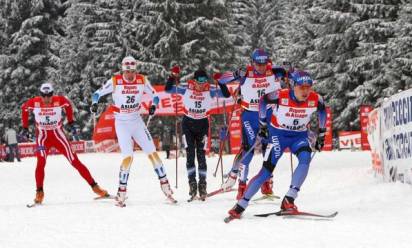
162, 128, 172, 159
3, 125, 21, 162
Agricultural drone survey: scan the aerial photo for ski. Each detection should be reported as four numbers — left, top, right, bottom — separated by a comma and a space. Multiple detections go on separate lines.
115, 201, 126, 208
94, 194, 116, 200
167, 195, 178, 204
187, 195, 198, 202
254, 210, 338, 218
253, 194, 280, 202
223, 215, 238, 223
206, 188, 236, 198
26, 203, 41, 208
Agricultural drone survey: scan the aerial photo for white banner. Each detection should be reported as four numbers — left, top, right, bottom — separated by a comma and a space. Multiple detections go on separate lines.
367, 108, 384, 175
379, 88, 412, 184
338, 131, 361, 149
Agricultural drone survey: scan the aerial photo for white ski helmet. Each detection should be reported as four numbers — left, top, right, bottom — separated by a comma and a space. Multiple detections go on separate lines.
40, 83, 54, 96
121, 56, 137, 71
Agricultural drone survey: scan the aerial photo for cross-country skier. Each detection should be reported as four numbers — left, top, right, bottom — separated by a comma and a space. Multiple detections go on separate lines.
165, 66, 230, 200
218, 48, 287, 200
91, 56, 175, 207
22, 83, 109, 206
226, 70, 327, 220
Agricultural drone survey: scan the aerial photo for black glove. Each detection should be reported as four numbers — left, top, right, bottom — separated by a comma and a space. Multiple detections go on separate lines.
258, 120, 268, 140
314, 128, 326, 152
90, 103, 98, 113
149, 105, 156, 116
22, 128, 30, 139
233, 68, 246, 78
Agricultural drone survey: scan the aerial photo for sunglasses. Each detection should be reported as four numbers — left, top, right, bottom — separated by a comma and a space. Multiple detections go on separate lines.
196, 76, 208, 83
123, 62, 136, 66
40, 92, 53, 97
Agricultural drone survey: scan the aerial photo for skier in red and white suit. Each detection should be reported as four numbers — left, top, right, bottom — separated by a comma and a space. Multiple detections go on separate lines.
21, 83, 109, 205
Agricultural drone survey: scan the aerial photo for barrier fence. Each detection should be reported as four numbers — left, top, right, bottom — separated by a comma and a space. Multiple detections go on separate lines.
367, 88, 412, 185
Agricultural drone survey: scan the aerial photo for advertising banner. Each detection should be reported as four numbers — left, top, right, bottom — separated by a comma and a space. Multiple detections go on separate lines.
228, 107, 242, 154
380, 89, 412, 184
338, 131, 361, 149
139, 84, 238, 115
360, 105, 372, 150
323, 107, 333, 151
367, 108, 383, 174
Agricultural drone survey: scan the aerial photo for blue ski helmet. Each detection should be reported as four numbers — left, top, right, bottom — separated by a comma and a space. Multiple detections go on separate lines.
251, 49, 269, 64
290, 70, 313, 87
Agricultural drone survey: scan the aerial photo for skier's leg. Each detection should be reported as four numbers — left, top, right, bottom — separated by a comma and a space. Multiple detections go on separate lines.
195, 118, 209, 198
132, 115, 173, 197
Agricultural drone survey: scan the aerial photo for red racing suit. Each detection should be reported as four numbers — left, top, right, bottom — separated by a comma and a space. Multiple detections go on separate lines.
21, 95, 95, 189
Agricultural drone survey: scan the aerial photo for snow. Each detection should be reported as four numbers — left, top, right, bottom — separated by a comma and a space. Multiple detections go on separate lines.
1, 151, 411, 248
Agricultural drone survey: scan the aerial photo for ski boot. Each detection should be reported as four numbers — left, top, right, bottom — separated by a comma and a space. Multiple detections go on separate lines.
221, 171, 237, 191
188, 180, 197, 202
91, 183, 109, 198
198, 180, 207, 201
160, 178, 177, 203
34, 188, 44, 204
260, 178, 273, 195
236, 181, 247, 200
115, 187, 127, 207
224, 204, 245, 223
281, 195, 298, 212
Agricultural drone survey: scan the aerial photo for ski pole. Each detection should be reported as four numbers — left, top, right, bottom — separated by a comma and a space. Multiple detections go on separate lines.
146, 115, 153, 127
213, 91, 239, 177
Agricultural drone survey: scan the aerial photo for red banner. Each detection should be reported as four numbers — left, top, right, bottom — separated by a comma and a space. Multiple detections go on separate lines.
323, 107, 333, 151
139, 84, 238, 115
92, 105, 118, 152
1, 141, 86, 158
360, 105, 372, 151
228, 107, 242, 154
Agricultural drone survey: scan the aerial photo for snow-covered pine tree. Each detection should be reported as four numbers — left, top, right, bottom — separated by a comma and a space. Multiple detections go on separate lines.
385, 1, 412, 93
342, 0, 401, 129
227, 0, 259, 65
259, 0, 294, 65
0, 0, 62, 127
60, 0, 126, 138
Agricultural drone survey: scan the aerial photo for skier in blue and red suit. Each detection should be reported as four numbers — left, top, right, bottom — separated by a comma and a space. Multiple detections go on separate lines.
227, 70, 327, 219
218, 48, 290, 200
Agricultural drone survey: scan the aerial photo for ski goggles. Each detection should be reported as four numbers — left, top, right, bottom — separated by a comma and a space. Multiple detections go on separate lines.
196, 76, 208, 83
40, 91, 53, 97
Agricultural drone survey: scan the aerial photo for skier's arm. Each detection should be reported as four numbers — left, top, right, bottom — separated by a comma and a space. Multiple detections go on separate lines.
210, 83, 231, 98
61, 96, 74, 124
21, 98, 34, 129
217, 69, 246, 84
143, 76, 160, 106
317, 95, 327, 129
259, 90, 279, 121
165, 76, 186, 94
92, 79, 114, 104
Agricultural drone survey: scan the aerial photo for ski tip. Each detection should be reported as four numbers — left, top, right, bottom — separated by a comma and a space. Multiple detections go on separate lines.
94, 194, 116, 200
26, 203, 40, 208
224, 216, 234, 223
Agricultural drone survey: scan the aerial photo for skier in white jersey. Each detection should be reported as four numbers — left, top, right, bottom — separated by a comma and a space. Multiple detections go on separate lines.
165, 67, 230, 200
218, 49, 285, 200
91, 56, 175, 207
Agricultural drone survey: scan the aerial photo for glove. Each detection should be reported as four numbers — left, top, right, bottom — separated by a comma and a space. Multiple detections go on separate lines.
314, 128, 326, 152
234, 68, 246, 78
258, 120, 268, 140
90, 103, 98, 113
22, 128, 30, 139
213, 72, 222, 81
149, 105, 156, 116
65, 122, 76, 134
171, 65, 181, 78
